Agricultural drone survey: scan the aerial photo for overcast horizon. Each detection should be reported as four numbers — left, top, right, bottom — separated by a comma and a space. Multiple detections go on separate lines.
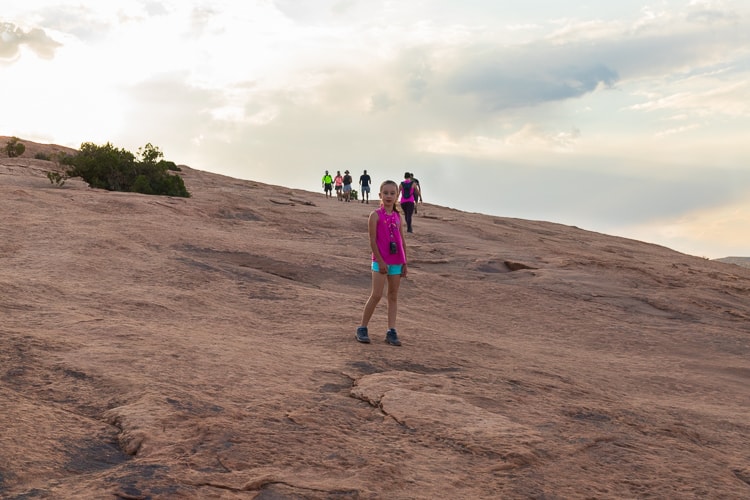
2, 1, 749, 258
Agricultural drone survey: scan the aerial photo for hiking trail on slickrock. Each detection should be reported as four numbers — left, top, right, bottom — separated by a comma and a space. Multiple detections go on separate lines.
1, 146, 749, 499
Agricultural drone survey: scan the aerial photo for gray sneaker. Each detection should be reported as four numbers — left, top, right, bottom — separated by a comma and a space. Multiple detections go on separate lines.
385, 329, 401, 346
356, 326, 370, 343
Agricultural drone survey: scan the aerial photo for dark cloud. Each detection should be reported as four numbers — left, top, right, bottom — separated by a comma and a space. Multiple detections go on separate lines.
438, 26, 745, 112
400, 16, 749, 114
446, 48, 619, 110
0, 22, 61, 61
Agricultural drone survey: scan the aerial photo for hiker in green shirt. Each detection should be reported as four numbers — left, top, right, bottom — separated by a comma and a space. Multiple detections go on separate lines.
322, 170, 333, 198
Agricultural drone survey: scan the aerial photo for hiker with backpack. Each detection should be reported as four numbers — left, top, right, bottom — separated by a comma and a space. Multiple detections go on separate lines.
399, 172, 421, 233
409, 172, 422, 214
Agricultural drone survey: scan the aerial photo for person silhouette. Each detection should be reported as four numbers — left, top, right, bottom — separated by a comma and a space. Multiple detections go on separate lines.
322, 170, 333, 198
398, 172, 420, 233
334, 171, 344, 201
342, 170, 353, 202
409, 172, 421, 213
359, 169, 372, 203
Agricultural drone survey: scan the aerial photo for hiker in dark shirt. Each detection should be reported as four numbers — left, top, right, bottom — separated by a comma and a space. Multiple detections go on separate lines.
343, 170, 353, 202
359, 170, 372, 204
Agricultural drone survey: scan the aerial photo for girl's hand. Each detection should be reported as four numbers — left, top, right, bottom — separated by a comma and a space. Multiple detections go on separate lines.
401, 263, 408, 277
378, 260, 388, 274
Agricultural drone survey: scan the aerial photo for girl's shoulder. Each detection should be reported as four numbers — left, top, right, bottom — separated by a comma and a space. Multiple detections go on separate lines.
368, 209, 382, 227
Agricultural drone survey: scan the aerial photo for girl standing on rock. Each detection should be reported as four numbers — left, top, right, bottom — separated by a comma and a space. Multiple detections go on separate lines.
355, 180, 407, 346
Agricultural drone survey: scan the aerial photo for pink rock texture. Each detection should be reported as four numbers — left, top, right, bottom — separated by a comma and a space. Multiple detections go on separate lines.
1, 139, 749, 499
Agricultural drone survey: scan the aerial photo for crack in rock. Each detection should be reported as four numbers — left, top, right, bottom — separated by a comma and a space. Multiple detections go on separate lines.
351, 371, 542, 463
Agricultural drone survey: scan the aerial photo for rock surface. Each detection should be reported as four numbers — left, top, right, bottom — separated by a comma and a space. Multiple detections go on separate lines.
715, 256, 750, 269
1, 145, 749, 499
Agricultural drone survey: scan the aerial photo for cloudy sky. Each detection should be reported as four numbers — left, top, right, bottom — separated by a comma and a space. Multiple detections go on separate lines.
2, 0, 749, 258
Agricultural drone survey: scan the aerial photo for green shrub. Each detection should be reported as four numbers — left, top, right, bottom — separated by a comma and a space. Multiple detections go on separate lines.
131, 175, 154, 194
46, 171, 67, 187
162, 160, 181, 171
35, 152, 51, 161
65, 141, 189, 197
4, 137, 25, 158
56, 152, 76, 166
152, 171, 189, 197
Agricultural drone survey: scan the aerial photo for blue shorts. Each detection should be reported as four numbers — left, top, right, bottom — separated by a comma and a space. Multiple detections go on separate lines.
343, 184, 352, 192
361, 185, 370, 193
371, 261, 403, 275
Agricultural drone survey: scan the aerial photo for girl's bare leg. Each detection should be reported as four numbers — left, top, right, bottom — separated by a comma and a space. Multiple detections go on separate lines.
361, 272, 387, 326
386, 275, 401, 330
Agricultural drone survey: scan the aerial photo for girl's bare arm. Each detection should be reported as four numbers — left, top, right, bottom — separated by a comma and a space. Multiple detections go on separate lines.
399, 214, 408, 276
369, 211, 387, 272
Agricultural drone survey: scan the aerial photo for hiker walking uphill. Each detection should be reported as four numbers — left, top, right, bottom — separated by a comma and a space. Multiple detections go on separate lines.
359, 170, 372, 204
322, 170, 333, 198
409, 172, 422, 213
334, 171, 344, 201
399, 172, 421, 233
342, 170, 353, 202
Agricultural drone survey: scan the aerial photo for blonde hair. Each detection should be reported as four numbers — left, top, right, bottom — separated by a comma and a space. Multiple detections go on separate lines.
379, 180, 401, 214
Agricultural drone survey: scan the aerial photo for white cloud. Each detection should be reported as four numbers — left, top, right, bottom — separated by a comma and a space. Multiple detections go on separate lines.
413, 123, 582, 161
630, 81, 750, 117
0, 22, 61, 60
655, 123, 702, 137
3, 0, 750, 257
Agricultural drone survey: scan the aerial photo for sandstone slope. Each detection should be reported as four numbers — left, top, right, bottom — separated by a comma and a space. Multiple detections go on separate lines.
1, 150, 749, 499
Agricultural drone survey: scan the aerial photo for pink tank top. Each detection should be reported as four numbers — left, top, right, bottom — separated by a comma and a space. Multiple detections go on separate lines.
372, 208, 406, 265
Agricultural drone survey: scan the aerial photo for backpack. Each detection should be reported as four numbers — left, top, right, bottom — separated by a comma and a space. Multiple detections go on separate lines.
401, 181, 413, 199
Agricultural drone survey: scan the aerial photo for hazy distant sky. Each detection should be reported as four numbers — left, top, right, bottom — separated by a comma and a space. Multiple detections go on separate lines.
2, 1, 749, 258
